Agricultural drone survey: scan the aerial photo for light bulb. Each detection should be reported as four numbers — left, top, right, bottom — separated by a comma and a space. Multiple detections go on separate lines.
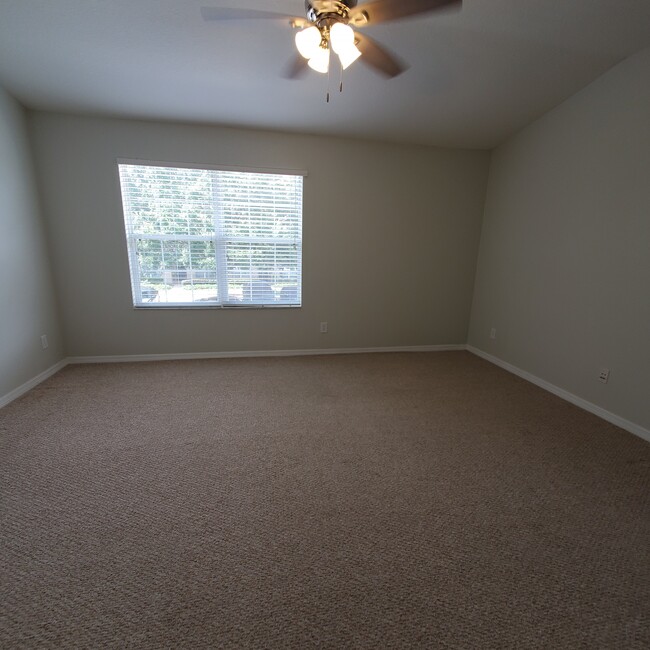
308, 46, 330, 74
295, 26, 321, 60
337, 44, 362, 70
330, 22, 355, 54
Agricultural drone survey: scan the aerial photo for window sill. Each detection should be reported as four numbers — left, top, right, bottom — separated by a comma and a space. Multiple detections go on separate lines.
133, 304, 301, 310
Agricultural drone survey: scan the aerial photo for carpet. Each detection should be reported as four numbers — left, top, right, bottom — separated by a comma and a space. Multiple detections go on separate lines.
1, 351, 649, 648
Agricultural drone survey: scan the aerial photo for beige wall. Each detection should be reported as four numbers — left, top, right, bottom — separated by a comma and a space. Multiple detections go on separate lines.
0, 87, 63, 398
469, 47, 650, 432
28, 113, 490, 357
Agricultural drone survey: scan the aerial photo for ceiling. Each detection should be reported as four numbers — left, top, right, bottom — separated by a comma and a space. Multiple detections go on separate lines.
1, 0, 649, 149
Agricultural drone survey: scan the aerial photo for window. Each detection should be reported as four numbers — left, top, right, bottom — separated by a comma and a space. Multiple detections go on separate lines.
117, 161, 304, 307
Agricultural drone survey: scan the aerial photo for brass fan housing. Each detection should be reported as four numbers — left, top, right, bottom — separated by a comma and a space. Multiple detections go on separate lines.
305, 1, 358, 25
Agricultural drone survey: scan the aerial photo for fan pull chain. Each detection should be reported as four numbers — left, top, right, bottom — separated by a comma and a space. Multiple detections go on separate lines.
326, 51, 331, 103
339, 60, 344, 93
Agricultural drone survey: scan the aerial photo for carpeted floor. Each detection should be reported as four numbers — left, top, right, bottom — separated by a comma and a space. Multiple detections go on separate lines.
1, 351, 649, 648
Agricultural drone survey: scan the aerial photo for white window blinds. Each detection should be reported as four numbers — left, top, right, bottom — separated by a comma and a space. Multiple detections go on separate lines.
118, 163, 303, 307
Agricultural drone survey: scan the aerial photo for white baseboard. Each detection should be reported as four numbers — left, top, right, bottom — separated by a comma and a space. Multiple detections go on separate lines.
67, 344, 466, 365
0, 359, 69, 409
466, 345, 650, 444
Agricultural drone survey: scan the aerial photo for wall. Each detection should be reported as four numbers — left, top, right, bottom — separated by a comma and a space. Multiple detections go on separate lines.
469, 47, 650, 432
0, 86, 63, 399
28, 113, 490, 357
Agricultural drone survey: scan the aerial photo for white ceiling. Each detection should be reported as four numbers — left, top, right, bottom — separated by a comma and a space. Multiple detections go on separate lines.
1, 0, 649, 149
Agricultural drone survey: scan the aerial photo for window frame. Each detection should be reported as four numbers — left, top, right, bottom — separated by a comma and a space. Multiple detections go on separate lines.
117, 159, 307, 310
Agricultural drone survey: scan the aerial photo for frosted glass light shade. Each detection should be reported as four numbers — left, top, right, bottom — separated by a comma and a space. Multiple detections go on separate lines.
330, 23, 354, 54
308, 46, 330, 74
337, 44, 362, 69
295, 26, 321, 59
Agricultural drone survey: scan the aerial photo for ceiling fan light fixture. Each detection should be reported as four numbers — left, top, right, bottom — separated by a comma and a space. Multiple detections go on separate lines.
329, 22, 355, 54
295, 25, 321, 59
307, 45, 330, 74
203, 0, 464, 81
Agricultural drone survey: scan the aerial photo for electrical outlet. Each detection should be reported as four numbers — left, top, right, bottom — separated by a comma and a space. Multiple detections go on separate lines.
40, 335, 49, 349
598, 368, 610, 384
320, 322, 328, 334
490, 327, 496, 340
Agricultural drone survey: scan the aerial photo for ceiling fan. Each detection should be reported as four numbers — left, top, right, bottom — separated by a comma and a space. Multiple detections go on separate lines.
201, 0, 462, 79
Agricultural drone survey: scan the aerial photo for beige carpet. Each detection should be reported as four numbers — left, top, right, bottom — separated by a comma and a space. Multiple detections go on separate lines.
1, 351, 649, 648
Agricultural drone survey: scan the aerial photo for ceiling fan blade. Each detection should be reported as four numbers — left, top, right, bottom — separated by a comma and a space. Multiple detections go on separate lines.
355, 32, 408, 78
349, 0, 461, 27
282, 54, 310, 80
201, 7, 308, 27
